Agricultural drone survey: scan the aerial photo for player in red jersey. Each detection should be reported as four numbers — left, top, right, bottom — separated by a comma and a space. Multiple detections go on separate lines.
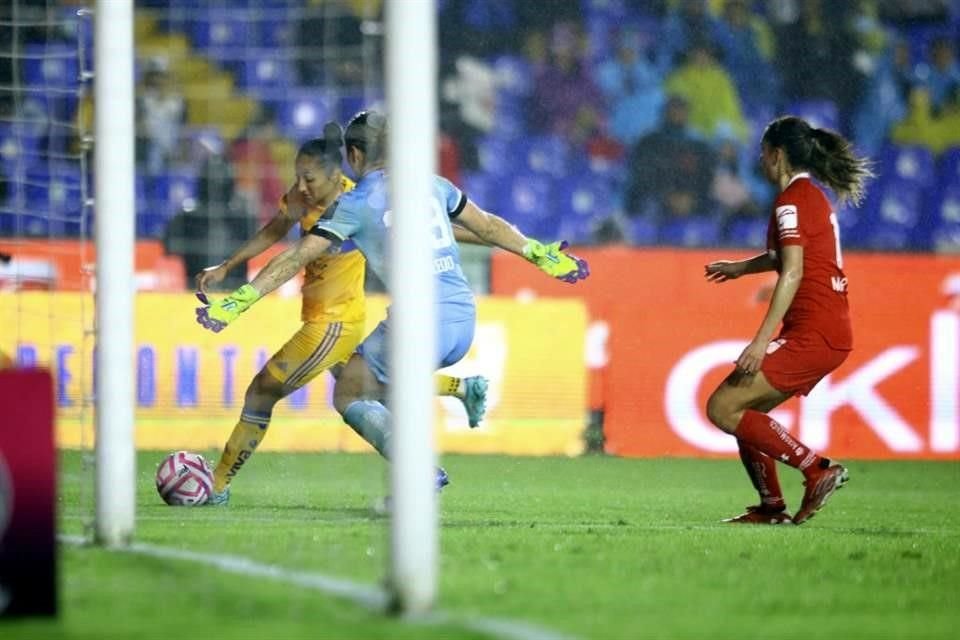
704, 115, 873, 525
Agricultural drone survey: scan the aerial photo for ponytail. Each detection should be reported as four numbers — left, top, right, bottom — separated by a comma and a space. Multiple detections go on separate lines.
297, 121, 344, 170
806, 127, 874, 206
344, 110, 388, 165
762, 116, 874, 205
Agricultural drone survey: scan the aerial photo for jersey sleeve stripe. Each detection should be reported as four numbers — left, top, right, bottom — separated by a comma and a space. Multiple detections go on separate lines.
449, 193, 467, 218
309, 226, 346, 243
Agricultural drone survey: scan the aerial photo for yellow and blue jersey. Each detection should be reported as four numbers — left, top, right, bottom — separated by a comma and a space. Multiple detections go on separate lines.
277, 175, 365, 323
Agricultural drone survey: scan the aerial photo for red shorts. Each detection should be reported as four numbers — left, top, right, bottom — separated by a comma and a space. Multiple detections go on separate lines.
762, 331, 850, 396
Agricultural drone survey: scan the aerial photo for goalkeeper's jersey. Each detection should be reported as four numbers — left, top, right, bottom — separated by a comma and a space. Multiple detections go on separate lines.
310, 170, 475, 323
277, 175, 366, 323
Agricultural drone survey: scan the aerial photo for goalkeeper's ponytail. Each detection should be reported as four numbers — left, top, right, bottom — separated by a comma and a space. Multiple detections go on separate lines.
344, 110, 387, 166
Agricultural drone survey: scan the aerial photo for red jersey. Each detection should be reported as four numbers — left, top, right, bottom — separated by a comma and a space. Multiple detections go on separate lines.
766, 173, 852, 350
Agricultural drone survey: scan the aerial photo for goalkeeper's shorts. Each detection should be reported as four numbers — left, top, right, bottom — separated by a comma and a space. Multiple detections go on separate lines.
357, 307, 476, 385
265, 319, 365, 391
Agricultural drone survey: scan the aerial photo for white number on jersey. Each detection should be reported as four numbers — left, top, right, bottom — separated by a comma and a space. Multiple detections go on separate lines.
382, 199, 453, 250
828, 212, 844, 269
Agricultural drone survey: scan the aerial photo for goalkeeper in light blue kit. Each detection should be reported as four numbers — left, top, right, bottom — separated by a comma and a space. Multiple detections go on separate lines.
197, 110, 589, 489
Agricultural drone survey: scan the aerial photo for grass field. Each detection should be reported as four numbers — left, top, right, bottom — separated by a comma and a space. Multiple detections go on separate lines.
5, 451, 959, 639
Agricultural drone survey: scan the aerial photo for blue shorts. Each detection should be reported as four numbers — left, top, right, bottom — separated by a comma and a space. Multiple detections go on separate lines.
357, 309, 476, 385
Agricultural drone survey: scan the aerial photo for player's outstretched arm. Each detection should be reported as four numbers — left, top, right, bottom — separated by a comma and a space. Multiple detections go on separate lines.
195, 203, 299, 294
704, 252, 777, 283
455, 200, 589, 283
451, 224, 489, 246
249, 233, 332, 297
195, 234, 332, 333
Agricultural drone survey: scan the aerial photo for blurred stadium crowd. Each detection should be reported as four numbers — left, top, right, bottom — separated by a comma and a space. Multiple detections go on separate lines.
2, 0, 960, 257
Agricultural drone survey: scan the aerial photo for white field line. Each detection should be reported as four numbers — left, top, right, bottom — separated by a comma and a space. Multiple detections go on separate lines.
58, 514, 955, 536
59, 534, 577, 640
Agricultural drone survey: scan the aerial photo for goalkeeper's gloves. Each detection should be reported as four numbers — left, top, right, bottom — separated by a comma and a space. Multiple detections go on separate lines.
195, 284, 261, 333
521, 239, 590, 284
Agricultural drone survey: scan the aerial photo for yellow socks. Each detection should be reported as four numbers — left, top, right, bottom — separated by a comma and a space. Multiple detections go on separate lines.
212, 409, 270, 493
435, 374, 463, 397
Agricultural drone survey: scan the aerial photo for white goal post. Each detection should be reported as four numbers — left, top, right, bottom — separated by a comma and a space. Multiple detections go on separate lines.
93, 0, 136, 547
87, 0, 440, 609
385, 0, 439, 615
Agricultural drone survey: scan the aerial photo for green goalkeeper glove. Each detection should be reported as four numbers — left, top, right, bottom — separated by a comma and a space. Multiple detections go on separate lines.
521, 240, 590, 283
195, 284, 261, 333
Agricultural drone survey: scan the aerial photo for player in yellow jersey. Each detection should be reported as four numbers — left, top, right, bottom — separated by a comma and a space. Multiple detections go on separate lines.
195, 123, 487, 505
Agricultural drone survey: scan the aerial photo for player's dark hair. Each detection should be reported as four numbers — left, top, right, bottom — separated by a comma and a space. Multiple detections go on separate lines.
762, 116, 874, 205
297, 121, 343, 171
344, 110, 387, 165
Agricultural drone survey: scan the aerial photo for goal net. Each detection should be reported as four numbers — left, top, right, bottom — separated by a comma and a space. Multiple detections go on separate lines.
3, 0, 444, 613
0, 1, 96, 530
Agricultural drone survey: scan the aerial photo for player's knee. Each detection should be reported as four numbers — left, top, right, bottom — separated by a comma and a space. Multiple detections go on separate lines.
245, 370, 285, 410
705, 391, 737, 434
332, 378, 356, 416
332, 356, 368, 415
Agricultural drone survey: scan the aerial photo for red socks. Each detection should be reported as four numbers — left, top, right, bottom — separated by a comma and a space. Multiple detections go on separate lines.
737, 441, 785, 508
735, 409, 822, 477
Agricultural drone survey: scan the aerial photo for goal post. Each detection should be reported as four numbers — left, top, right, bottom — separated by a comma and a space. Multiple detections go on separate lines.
93, 0, 136, 547
385, 0, 438, 615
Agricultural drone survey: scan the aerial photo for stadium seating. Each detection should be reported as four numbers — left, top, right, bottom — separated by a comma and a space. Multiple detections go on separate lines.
554, 176, 618, 244
525, 135, 571, 178
90, 0, 960, 254
658, 217, 723, 248
785, 99, 840, 132
21, 162, 85, 236
22, 43, 80, 89
492, 55, 533, 98
879, 144, 936, 188
228, 51, 296, 95
929, 183, 960, 226
624, 216, 659, 246
476, 135, 522, 178
188, 9, 258, 55
460, 170, 500, 213
859, 177, 930, 250
269, 90, 336, 142
145, 167, 198, 221
724, 217, 767, 248
0, 124, 43, 176
501, 173, 559, 239
938, 147, 960, 188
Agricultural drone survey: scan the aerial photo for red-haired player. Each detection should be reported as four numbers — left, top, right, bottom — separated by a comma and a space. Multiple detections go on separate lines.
704, 115, 873, 525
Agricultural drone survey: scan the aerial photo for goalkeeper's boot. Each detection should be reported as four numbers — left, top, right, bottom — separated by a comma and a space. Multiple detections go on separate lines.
374, 469, 449, 515
793, 462, 848, 525
462, 376, 489, 428
723, 503, 793, 525
208, 486, 231, 506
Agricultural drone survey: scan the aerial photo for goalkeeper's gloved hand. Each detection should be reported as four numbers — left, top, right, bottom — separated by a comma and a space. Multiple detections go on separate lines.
195, 284, 261, 333
522, 239, 590, 284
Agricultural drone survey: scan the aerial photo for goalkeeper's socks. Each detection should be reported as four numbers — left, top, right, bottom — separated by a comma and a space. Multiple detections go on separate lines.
435, 374, 463, 397
734, 410, 823, 477
212, 410, 271, 493
737, 440, 785, 509
342, 400, 392, 458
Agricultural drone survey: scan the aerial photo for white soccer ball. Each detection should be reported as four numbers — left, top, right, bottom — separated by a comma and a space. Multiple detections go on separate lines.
155, 451, 214, 506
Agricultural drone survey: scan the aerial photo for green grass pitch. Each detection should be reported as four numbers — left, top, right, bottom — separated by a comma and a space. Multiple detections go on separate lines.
5, 451, 959, 639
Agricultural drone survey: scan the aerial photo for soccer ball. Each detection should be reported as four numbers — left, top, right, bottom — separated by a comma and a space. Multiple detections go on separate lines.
155, 451, 214, 506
